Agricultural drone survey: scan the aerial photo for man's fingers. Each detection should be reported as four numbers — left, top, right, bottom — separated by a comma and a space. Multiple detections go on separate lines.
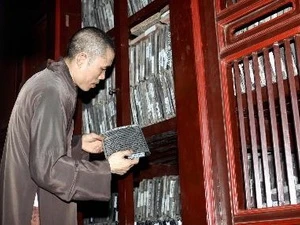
119, 149, 133, 157
88, 133, 105, 141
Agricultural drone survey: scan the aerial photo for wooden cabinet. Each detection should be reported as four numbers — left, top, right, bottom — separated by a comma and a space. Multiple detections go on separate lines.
112, 1, 181, 224
10, 0, 300, 224
50, 0, 300, 224
113, 0, 300, 224
5, 0, 300, 224
110, 0, 231, 224
4, 0, 300, 224
79, 0, 231, 224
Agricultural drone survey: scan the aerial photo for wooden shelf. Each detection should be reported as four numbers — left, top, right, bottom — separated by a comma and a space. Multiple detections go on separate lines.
108, 0, 169, 40
142, 117, 176, 138
146, 128, 177, 165
128, 0, 169, 29
133, 163, 178, 186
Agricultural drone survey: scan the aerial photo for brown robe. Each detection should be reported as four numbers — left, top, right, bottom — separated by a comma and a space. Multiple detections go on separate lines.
0, 60, 112, 225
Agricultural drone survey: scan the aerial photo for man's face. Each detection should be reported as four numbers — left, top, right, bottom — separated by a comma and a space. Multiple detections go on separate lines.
74, 48, 115, 91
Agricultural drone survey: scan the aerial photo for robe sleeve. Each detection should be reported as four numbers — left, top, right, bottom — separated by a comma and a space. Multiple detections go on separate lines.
71, 135, 90, 161
29, 86, 112, 202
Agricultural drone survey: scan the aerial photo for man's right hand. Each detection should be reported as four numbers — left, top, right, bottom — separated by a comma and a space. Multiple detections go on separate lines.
107, 150, 139, 175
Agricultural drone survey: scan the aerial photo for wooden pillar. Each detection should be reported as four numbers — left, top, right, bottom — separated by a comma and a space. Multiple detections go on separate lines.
170, 0, 233, 224
114, 1, 135, 225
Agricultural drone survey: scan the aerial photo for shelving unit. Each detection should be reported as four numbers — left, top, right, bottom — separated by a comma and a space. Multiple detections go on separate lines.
10, 0, 300, 224
103, 0, 234, 224
80, 0, 180, 223
112, 1, 181, 224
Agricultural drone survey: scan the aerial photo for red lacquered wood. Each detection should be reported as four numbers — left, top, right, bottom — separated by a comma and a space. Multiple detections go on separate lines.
114, 1, 135, 225
170, 0, 233, 224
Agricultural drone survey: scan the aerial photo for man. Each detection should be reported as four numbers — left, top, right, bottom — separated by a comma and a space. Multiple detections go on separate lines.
0, 27, 139, 225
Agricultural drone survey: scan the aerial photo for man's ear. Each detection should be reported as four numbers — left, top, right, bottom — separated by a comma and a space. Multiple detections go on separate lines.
76, 52, 88, 68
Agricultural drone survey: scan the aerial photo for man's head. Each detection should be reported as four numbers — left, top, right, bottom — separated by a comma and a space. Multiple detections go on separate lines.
65, 27, 115, 91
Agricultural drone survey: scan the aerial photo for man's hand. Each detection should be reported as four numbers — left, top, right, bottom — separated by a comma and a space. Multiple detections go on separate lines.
108, 150, 139, 175
82, 133, 105, 154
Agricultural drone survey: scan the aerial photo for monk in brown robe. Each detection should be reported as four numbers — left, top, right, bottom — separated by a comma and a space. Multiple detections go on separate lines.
0, 27, 138, 225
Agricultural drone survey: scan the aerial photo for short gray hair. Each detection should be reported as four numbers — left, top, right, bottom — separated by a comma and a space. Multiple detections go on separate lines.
65, 27, 114, 61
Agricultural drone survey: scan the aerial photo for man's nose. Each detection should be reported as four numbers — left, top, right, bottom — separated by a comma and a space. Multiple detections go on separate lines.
98, 72, 105, 80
